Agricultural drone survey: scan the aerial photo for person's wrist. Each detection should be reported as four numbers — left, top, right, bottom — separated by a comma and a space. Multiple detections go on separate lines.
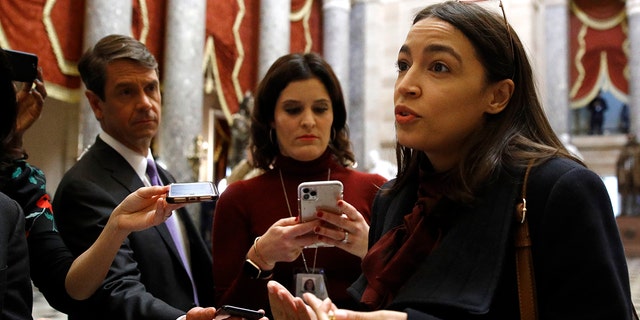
251, 236, 275, 270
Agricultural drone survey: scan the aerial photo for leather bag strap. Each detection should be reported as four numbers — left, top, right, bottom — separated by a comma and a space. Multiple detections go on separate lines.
515, 160, 538, 320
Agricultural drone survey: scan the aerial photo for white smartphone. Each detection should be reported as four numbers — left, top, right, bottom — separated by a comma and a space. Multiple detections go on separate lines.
166, 182, 218, 204
297, 180, 344, 223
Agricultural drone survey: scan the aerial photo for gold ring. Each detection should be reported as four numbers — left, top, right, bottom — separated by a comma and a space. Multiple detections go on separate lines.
328, 310, 336, 320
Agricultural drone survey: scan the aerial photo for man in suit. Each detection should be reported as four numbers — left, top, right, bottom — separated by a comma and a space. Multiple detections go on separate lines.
53, 34, 214, 320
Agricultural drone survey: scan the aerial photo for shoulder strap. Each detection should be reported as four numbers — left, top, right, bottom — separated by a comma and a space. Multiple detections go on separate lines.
515, 160, 538, 320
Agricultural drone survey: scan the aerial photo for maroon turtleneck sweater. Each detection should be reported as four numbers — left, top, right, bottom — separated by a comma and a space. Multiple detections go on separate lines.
212, 151, 387, 315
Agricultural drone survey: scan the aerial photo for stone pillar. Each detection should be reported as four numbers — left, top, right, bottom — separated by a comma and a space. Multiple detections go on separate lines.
80, 0, 132, 156
349, 0, 366, 167
159, 0, 206, 183
542, 0, 570, 136
258, 0, 290, 80
323, 0, 351, 103
628, 0, 640, 135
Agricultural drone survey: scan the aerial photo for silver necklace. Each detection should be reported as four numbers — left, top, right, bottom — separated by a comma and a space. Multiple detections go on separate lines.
278, 168, 331, 273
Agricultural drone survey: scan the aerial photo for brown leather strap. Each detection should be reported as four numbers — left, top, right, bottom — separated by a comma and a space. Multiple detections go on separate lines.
515, 160, 538, 320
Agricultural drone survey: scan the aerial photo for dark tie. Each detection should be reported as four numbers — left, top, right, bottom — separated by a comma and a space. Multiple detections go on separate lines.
145, 158, 200, 305
146, 158, 162, 186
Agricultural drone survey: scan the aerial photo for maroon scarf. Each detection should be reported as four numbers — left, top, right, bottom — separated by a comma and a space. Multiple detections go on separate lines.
360, 171, 444, 309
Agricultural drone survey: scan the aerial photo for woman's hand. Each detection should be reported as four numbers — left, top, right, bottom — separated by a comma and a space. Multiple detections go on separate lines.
313, 200, 369, 258
109, 186, 184, 233
268, 281, 407, 320
15, 67, 47, 135
268, 280, 322, 320
247, 217, 321, 270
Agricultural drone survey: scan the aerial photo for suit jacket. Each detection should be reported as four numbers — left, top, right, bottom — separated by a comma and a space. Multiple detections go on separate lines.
349, 157, 635, 319
0, 192, 32, 320
53, 137, 214, 320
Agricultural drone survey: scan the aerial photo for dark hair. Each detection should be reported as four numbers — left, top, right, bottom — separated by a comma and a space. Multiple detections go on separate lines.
249, 52, 354, 170
392, 1, 580, 202
0, 48, 18, 161
78, 34, 158, 100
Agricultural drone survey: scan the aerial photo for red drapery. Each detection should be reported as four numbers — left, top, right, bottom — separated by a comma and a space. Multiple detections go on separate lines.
569, 0, 628, 108
0, 0, 323, 116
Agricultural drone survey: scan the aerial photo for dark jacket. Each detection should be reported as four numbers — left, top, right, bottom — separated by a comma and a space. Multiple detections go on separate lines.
0, 192, 32, 319
349, 157, 634, 319
53, 137, 215, 320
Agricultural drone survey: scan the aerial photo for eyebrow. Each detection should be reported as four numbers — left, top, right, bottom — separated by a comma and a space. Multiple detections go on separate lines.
399, 43, 462, 63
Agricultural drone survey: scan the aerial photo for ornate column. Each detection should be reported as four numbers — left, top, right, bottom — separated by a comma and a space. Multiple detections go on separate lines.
80, 0, 132, 155
542, 0, 570, 136
159, 0, 206, 183
323, 0, 351, 103
349, 0, 366, 166
628, 0, 640, 135
258, 0, 290, 80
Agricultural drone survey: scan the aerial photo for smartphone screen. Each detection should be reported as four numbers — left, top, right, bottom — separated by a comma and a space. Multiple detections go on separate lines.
166, 182, 218, 204
4, 49, 38, 82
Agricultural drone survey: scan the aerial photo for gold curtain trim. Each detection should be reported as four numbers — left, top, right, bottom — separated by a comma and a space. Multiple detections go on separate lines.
43, 0, 79, 76
570, 1, 626, 30
0, 21, 9, 48
570, 52, 629, 108
137, 0, 150, 44
204, 36, 233, 125
291, 0, 313, 53
570, 23, 588, 99
231, 0, 246, 104
46, 81, 83, 103
622, 20, 630, 84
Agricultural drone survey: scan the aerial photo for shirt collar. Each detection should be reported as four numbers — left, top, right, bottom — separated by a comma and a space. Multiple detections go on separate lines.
99, 132, 153, 186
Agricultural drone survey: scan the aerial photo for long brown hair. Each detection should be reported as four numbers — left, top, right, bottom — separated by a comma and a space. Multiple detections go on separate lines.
391, 1, 581, 203
250, 53, 355, 170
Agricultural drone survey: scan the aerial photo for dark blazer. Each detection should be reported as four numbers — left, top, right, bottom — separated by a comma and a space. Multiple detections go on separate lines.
53, 137, 214, 320
349, 157, 635, 319
0, 192, 32, 319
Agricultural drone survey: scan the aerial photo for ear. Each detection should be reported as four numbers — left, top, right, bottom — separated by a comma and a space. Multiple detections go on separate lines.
485, 79, 514, 115
85, 90, 104, 120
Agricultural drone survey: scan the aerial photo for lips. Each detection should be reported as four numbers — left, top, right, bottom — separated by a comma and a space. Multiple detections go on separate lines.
297, 134, 318, 140
395, 105, 418, 124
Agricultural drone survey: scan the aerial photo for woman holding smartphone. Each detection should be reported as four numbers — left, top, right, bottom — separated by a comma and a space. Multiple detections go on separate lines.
211, 53, 387, 317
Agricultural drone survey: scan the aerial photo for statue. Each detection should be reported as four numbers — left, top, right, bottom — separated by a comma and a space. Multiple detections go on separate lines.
617, 134, 640, 216
228, 92, 253, 169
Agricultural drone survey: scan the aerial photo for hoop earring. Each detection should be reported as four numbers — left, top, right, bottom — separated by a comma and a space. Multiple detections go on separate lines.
270, 128, 276, 145
331, 128, 336, 141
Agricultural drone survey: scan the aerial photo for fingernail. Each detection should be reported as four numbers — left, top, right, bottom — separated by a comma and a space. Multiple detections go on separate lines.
314, 226, 321, 233
295, 215, 299, 222
338, 201, 344, 207
317, 211, 323, 217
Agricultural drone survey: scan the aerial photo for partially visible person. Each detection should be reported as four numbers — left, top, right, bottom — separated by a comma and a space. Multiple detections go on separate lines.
264, 1, 635, 319
0, 47, 183, 317
0, 52, 31, 316
212, 53, 387, 317
587, 89, 608, 135
0, 192, 30, 319
52, 35, 214, 319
